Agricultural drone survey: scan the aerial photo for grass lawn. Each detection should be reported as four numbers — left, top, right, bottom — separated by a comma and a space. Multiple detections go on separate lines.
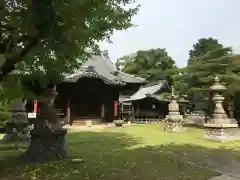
1, 123, 240, 180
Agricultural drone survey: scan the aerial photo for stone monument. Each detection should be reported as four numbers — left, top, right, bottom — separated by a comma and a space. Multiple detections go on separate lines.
204, 76, 240, 141
164, 86, 184, 132
3, 98, 30, 141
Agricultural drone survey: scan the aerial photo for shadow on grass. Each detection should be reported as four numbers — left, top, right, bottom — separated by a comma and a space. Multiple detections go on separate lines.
0, 130, 239, 179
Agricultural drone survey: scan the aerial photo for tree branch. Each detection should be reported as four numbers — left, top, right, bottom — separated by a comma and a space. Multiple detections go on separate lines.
0, 23, 16, 32
0, 35, 40, 82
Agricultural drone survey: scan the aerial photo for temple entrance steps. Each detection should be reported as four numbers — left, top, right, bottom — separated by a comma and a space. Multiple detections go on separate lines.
64, 121, 135, 132
71, 118, 101, 126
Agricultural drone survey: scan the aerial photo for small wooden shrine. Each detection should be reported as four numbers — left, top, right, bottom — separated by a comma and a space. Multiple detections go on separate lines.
123, 81, 189, 122
123, 81, 171, 122
55, 51, 145, 125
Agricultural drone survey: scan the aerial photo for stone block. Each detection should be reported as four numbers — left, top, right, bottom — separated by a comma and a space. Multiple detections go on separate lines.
204, 124, 240, 141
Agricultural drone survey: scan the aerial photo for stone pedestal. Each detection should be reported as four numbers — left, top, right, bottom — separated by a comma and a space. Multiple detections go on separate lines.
204, 76, 240, 141
204, 123, 240, 141
164, 94, 184, 132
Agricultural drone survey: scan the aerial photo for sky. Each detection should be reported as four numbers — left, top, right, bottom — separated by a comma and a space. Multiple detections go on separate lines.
100, 0, 240, 67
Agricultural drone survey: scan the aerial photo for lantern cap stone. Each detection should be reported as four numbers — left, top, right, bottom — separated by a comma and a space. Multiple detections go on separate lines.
210, 76, 226, 91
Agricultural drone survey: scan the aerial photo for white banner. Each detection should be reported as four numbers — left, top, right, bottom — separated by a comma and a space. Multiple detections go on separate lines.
28, 112, 37, 118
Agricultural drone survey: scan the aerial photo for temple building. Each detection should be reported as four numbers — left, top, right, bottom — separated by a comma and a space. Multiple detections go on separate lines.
121, 81, 189, 122
55, 51, 145, 125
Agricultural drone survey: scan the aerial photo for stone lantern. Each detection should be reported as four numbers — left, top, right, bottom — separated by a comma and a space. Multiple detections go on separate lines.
1, 68, 31, 141
204, 76, 240, 141
3, 98, 29, 141
164, 86, 184, 132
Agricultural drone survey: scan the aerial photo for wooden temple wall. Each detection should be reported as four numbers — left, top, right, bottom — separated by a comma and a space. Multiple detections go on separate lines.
132, 98, 169, 122
55, 78, 120, 125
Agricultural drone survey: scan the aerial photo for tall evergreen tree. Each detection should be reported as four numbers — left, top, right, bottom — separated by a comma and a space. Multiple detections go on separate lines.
177, 37, 240, 112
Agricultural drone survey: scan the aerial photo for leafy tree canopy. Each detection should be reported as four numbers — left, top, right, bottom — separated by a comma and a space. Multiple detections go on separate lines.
0, 0, 139, 84
116, 48, 178, 85
188, 37, 223, 64
115, 53, 136, 71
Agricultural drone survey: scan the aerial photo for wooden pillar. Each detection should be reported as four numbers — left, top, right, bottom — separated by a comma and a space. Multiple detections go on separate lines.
121, 103, 123, 120
137, 103, 140, 121
101, 103, 105, 121
132, 104, 135, 121
66, 99, 71, 125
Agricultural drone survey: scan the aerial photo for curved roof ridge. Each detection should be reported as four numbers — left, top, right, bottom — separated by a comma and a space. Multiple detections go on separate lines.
123, 81, 165, 102
142, 80, 167, 88
65, 52, 146, 84
117, 71, 145, 81
100, 52, 116, 70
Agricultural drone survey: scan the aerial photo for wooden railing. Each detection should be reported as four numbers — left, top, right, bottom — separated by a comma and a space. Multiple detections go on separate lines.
56, 109, 67, 125
133, 111, 162, 123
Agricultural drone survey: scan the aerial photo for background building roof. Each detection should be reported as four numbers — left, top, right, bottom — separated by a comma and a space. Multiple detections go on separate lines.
124, 80, 169, 101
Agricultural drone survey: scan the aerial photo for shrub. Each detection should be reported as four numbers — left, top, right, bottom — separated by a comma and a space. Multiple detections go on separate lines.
0, 100, 10, 128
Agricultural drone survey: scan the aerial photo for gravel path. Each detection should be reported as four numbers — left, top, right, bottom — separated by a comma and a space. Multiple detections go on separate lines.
208, 161, 240, 180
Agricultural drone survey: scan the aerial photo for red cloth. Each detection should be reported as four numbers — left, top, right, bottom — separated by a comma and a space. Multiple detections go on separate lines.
33, 100, 38, 112
114, 101, 118, 116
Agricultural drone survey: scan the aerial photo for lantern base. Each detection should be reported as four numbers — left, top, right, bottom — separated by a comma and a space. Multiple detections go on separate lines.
204, 123, 240, 142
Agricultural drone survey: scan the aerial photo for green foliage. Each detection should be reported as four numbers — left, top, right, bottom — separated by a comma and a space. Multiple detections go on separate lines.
0, 84, 11, 127
174, 68, 189, 95
177, 38, 234, 95
1, 0, 140, 83
188, 37, 223, 64
185, 47, 240, 96
0, 106, 10, 127
116, 48, 179, 85
115, 53, 136, 71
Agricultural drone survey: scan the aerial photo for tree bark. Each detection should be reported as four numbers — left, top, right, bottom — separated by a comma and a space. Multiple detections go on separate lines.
0, 35, 40, 82
23, 126, 67, 163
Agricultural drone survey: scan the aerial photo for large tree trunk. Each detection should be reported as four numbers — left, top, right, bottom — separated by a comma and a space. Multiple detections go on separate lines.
23, 85, 68, 163
24, 126, 67, 162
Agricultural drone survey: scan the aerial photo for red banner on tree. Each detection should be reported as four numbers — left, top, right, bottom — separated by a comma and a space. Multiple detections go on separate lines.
114, 101, 118, 117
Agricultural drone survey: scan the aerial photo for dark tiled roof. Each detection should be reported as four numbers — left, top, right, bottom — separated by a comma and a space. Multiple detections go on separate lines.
65, 52, 145, 85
